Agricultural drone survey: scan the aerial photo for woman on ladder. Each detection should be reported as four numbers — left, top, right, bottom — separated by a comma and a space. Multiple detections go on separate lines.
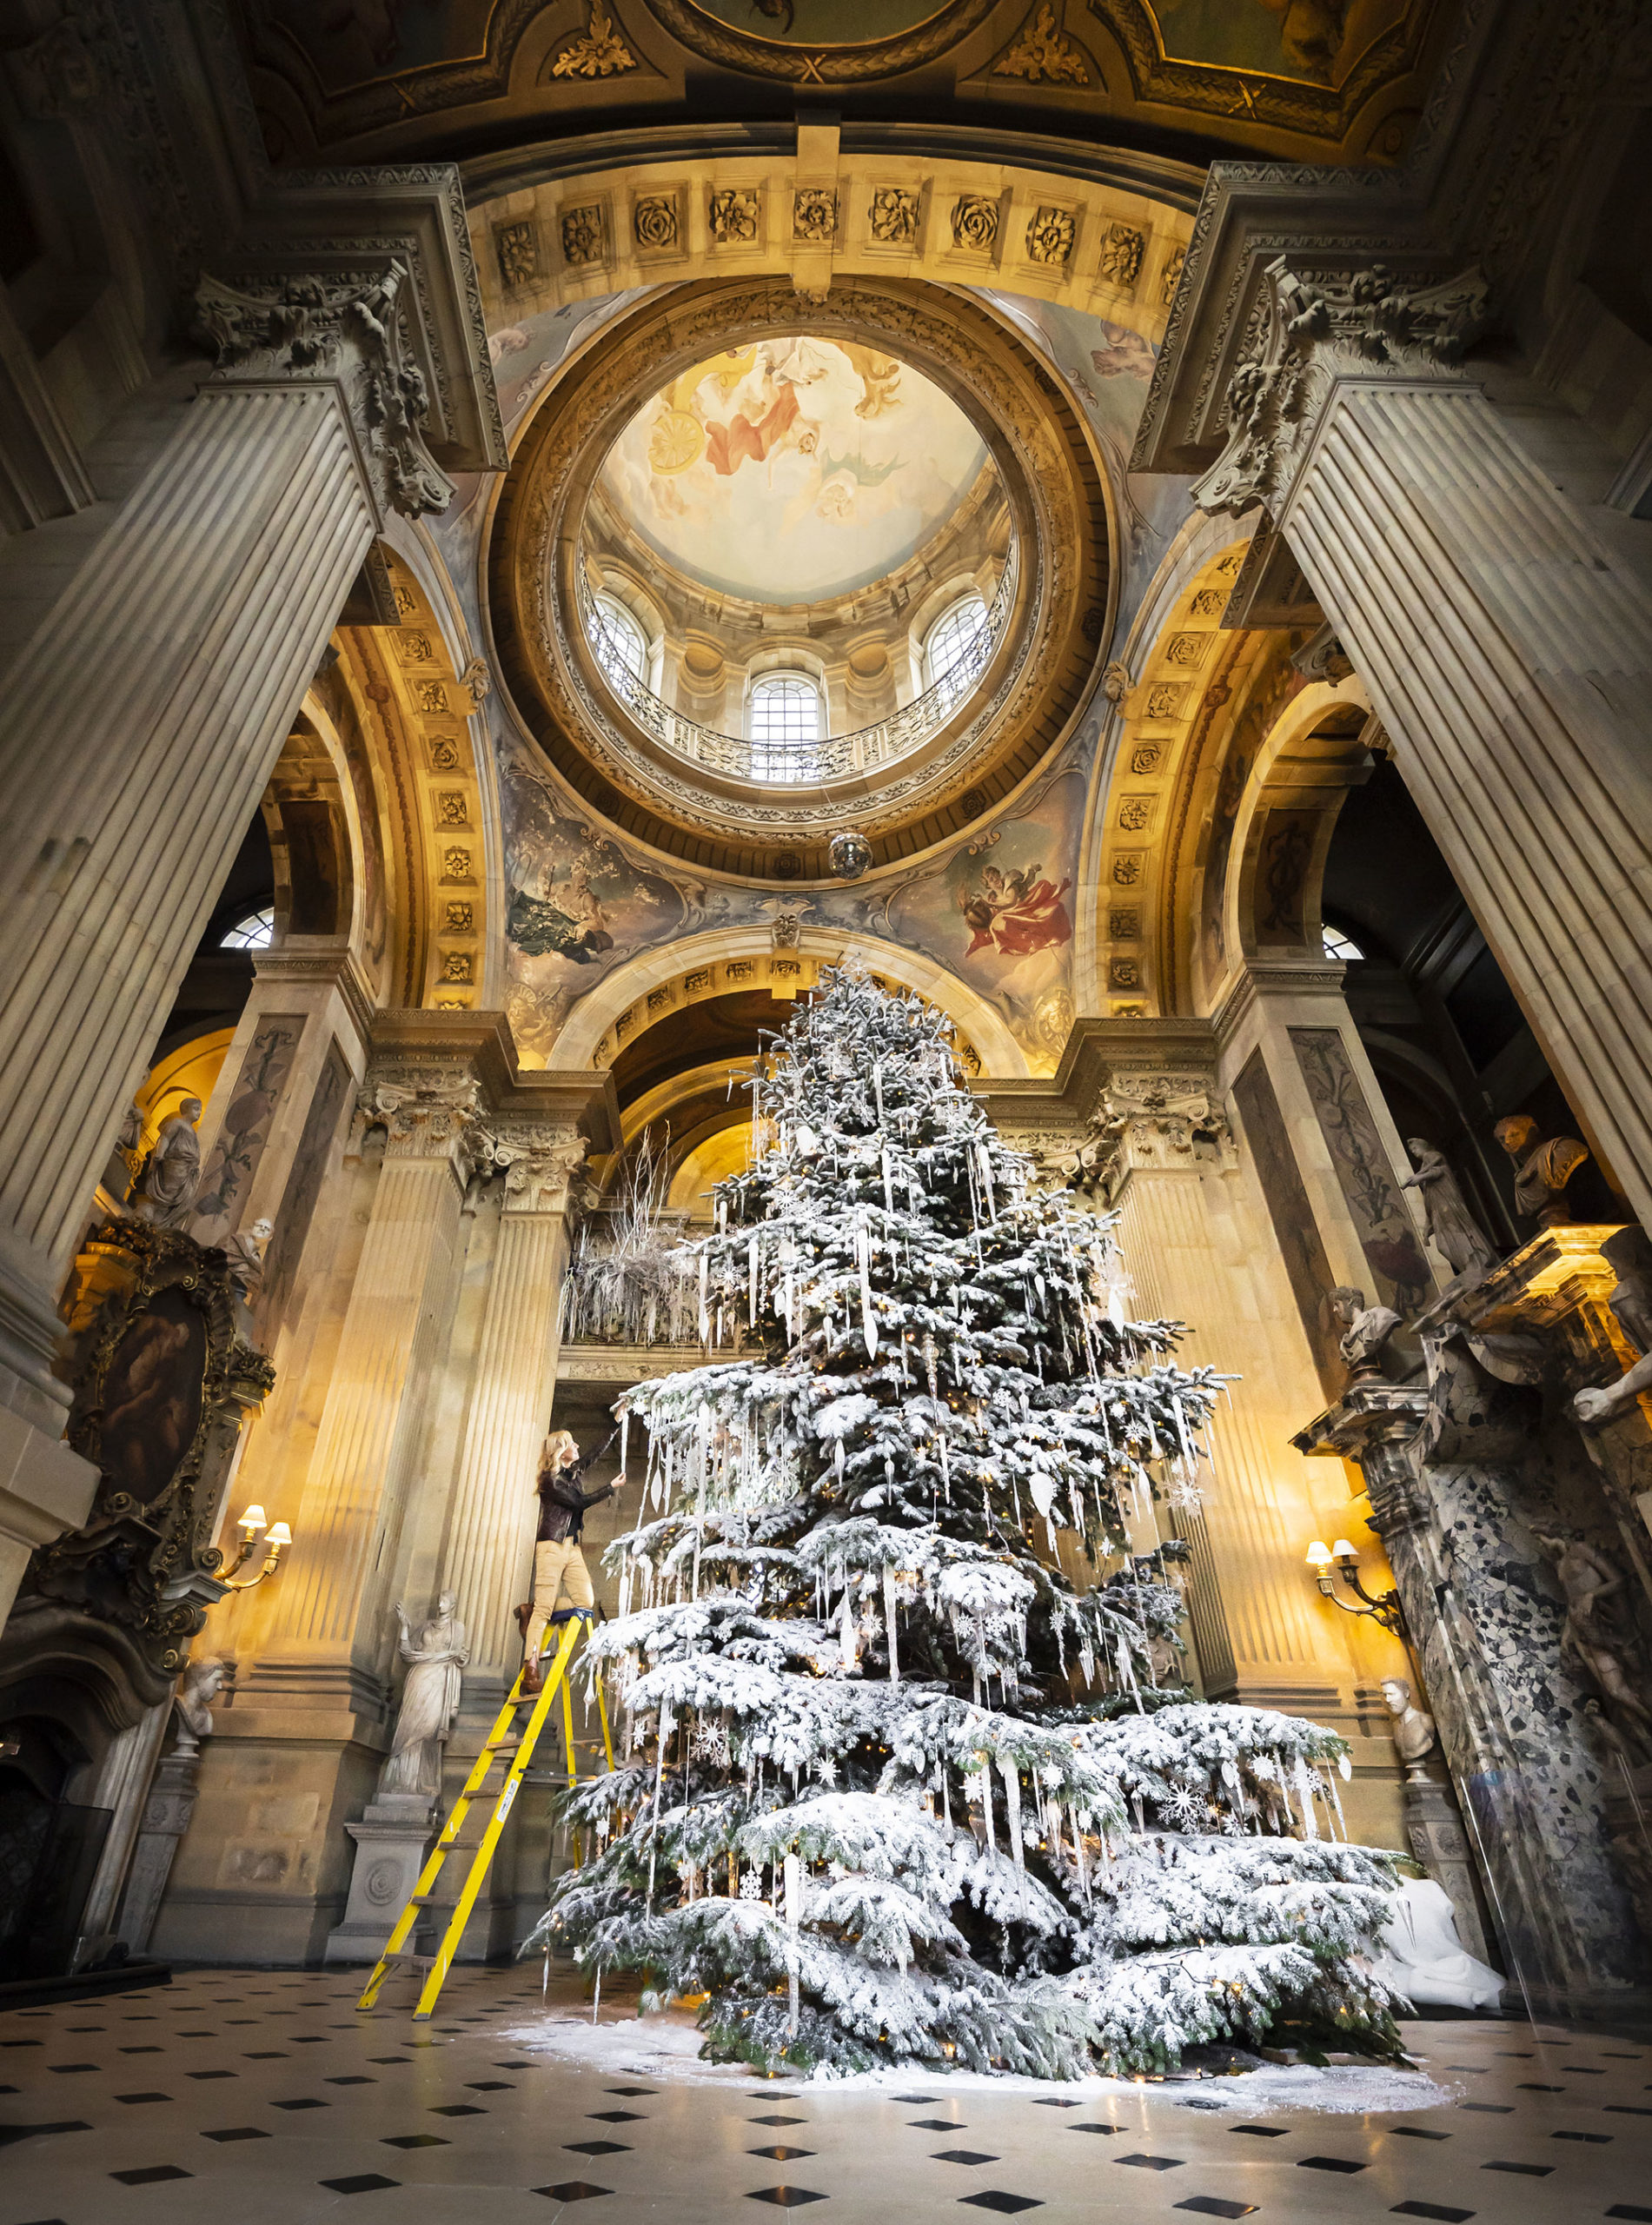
517, 1429, 621, 1692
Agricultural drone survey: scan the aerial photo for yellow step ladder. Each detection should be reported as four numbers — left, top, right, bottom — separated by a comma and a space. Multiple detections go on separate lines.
357, 1607, 613, 2021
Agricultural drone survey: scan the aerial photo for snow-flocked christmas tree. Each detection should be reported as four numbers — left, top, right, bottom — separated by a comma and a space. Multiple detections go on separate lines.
531, 966, 1399, 2077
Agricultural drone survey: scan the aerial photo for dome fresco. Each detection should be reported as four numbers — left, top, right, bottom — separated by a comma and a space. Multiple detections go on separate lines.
596, 337, 990, 605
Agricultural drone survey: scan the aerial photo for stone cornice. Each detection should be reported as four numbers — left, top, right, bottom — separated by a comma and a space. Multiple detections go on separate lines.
253, 939, 377, 1046
1211, 958, 1349, 1053
365, 1009, 619, 1152
978, 1013, 1218, 1133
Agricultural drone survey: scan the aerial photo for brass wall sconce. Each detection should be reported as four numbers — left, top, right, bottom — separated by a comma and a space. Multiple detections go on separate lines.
221, 1503, 293, 1591
1306, 1537, 1405, 1637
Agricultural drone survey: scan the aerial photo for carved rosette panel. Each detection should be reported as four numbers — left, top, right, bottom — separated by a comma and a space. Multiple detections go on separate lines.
491, 277, 1107, 861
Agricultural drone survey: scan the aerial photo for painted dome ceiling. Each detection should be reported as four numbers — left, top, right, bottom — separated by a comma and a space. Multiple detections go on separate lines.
595, 338, 991, 606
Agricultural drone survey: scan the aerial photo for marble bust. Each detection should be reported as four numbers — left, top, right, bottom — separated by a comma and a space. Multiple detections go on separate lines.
1382, 1676, 1438, 1782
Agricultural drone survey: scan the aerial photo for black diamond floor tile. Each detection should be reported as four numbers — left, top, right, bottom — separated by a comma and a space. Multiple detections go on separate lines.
890, 2095, 939, 2104
271, 2097, 328, 2110
202, 2128, 270, 2143
1552, 2129, 1611, 2142
114, 2091, 169, 2103
1117, 2155, 1183, 2171
118, 2047, 163, 2055
1482, 2161, 1552, 2175
1607, 2105, 1652, 2115
430, 2104, 487, 2116
588, 2109, 644, 2122
1607, 2208, 1652, 2221
1028, 2099, 1082, 2109
606, 2085, 657, 2095
1457, 2102, 1513, 2114
566, 2141, 632, 2156
327, 2076, 376, 2086
243, 2051, 288, 2060
933, 2150, 997, 2166
959, 2197, 1041, 2215
1391, 2128, 1450, 2141
1230, 2125, 1288, 2138
1068, 2124, 1118, 2135
110, 2166, 193, 2185
1516, 2082, 1564, 2091
369, 2056, 412, 2065
1298, 2156, 1366, 2173
382, 2135, 450, 2149
750, 2114, 807, 2126
185, 2070, 235, 2081
320, 2175, 401, 2195
534, 2187, 614, 2203
0, 2122, 90, 2148
494, 2060, 536, 2069
466, 2081, 514, 2091
909, 2118, 962, 2130
749, 2148, 813, 2162
1391, 2205, 1474, 2222
46, 2064, 96, 2075
747, 2192, 827, 2209
1175, 2200, 1258, 2220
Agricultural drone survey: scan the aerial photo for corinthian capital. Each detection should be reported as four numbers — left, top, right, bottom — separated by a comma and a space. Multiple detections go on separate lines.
1192, 257, 1489, 518
355, 1066, 487, 1166
191, 262, 454, 520
494, 1124, 591, 1217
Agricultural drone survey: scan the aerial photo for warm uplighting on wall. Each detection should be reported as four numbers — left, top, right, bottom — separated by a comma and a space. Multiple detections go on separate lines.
1305, 1536, 1404, 1636
221, 1504, 294, 1591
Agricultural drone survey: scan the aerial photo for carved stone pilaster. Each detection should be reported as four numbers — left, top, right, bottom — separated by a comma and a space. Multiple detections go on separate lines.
494, 1123, 590, 1219
192, 262, 454, 521
355, 1065, 490, 1182
1191, 257, 1489, 521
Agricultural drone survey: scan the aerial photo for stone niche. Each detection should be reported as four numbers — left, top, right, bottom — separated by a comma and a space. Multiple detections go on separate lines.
1296, 1226, 1652, 2023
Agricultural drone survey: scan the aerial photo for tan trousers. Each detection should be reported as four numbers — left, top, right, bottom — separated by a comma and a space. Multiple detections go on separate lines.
523, 1537, 595, 1665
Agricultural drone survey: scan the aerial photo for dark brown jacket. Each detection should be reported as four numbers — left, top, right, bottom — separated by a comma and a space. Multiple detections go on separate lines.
534, 1460, 614, 1544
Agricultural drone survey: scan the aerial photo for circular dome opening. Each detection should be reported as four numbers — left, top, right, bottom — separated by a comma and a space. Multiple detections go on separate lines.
574, 335, 1013, 787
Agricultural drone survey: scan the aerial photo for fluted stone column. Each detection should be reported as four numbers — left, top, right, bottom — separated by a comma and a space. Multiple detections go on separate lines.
270, 1061, 484, 1679
438, 1125, 588, 1688
0, 256, 468, 1564
1192, 258, 1652, 1224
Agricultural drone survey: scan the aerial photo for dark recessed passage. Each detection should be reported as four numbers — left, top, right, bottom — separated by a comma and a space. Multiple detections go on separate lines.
202, 2128, 270, 2142
1390, 2206, 1474, 2222
1297, 2156, 1365, 2173
959, 2198, 1041, 2216
320, 2175, 401, 2195
110, 2167, 193, 2185
566, 2141, 631, 2155
746, 2192, 827, 2209
1175, 2201, 1258, 2221
1117, 2155, 1183, 2171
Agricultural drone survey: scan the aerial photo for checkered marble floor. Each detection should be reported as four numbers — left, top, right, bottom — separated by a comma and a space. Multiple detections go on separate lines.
3, 1966, 1650, 2224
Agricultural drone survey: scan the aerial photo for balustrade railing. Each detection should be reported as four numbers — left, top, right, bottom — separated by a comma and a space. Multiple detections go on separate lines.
576, 546, 1017, 787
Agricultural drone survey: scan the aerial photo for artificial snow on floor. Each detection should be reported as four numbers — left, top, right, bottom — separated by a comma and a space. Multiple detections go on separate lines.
501, 2002, 1456, 2115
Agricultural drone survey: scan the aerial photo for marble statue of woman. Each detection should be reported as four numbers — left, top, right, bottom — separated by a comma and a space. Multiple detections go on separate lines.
380, 1591, 468, 1798
1401, 1140, 1498, 1279
130, 1096, 204, 1228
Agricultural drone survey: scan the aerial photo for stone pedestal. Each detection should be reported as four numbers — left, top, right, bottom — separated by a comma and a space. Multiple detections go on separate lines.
324, 1790, 436, 1965
117, 1747, 204, 1958
1403, 1771, 1493, 1969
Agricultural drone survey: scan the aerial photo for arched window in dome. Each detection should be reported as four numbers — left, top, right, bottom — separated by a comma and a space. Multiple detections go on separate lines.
222, 906, 275, 951
748, 673, 822, 781
587, 594, 647, 689
924, 593, 989, 693
1323, 924, 1365, 963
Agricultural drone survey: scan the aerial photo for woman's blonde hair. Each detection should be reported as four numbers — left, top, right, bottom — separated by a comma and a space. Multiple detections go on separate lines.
541, 1428, 578, 1471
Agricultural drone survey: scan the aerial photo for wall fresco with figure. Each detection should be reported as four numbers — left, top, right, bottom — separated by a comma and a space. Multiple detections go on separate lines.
1149, 0, 1411, 84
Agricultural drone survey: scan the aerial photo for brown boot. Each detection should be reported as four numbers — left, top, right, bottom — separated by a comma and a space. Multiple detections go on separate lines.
521, 1653, 542, 1696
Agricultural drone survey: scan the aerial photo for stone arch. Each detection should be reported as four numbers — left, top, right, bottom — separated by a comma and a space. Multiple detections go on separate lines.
1227, 680, 1377, 971
554, 927, 1029, 1077
323, 552, 496, 1013
1078, 528, 1257, 1018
